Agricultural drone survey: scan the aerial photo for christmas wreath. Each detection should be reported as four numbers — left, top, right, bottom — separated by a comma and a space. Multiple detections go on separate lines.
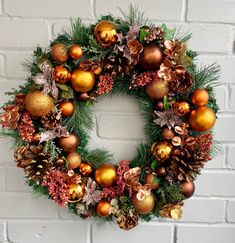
0, 6, 220, 230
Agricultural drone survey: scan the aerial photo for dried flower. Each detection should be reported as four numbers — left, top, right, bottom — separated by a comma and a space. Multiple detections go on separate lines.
97, 74, 114, 95
0, 105, 20, 129
159, 203, 183, 220
83, 178, 102, 206
18, 112, 35, 142
129, 71, 158, 89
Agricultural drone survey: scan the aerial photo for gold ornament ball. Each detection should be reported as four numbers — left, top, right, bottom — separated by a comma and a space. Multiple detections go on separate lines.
151, 141, 172, 162
94, 20, 118, 48
132, 193, 155, 214
96, 200, 111, 217
181, 180, 195, 198
146, 79, 169, 100
140, 44, 163, 70
24, 90, 54, 117
79, 162, 93, 177
189, 106, 216, 132
51, 43, 68, 63
71, 69, 95, 93
66, 152, 81, 169
69, 44, 83, 59
53, 65, 71, 84
95, 164, 117, 188
59, 100, 75, 117
145, 174, 160, 190
58, 134, 79, 153
67, 183, 85, 203
191, 88, 209, 106
174, 101, 190, 116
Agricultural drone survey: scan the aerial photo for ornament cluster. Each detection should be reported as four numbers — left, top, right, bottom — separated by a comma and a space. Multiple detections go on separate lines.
0, 8, 219, 231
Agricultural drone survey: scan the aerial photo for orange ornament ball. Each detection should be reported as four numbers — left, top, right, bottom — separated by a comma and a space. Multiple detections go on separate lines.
51, 43, 68, 63
95, 164, 117, 188
79, 162, 93, 176
59, 100, 75, 116
53, 65, 71, 84
189, 106, 216, 132
66, 152, 81, 169
191, 88, 209, 106
58, 134, 79, 153
96, 200, 111, 217
71, 69, 95, 93
131, 193, 155, 214
69, 45, 83, 59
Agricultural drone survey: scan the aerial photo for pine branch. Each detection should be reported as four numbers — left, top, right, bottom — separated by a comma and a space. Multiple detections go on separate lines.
130, 143, 151, 168
0, 129, 26, 148
43, 140, 62, 162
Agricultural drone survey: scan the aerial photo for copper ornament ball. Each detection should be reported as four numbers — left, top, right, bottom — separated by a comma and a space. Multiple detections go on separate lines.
53, 65, 71, 84
146, 79, 169, 100
59, 100, 75, 117
66, 152, 81, 169
58, 134, 79, 153
131, 193, 155, 214
155, 100, 164, 111
191, 88, 209, 106
51, 43, 68, 63
69, 44, 83, 59
96, 200, 111, 217
79, 162, 93, 177
181, 180, 195, 198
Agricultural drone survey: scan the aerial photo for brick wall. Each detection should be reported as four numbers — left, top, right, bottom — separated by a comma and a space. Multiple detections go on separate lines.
0, 0, 235, 242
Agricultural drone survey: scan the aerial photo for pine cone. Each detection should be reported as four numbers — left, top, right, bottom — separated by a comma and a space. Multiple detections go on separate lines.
15, 145, 54, 183
170, 71, 193, 94
145, 27, 164, 44
117, 211, 139, 231
41, 110, 61, 129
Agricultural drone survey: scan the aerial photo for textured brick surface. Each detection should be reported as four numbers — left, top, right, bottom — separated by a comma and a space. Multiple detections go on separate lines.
227, 201, 235, 222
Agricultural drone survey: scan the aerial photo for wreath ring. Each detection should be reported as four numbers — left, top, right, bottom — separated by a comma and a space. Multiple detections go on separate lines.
0, 6, 220, 231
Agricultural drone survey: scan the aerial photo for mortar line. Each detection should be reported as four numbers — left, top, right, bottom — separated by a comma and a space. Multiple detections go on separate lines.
181, 0, 188, 22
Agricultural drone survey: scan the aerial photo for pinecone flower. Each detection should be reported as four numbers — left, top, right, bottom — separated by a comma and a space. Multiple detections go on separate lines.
170, 71, 193, 94
129, 71, 158, 89
145, 27, 164, 43
117, 210, 139, 231
18, 112, 35, 142
41, 110, 62, 129
97, 74, 114, 95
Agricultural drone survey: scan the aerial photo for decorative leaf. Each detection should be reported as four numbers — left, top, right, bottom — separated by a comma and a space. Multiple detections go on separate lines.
151, 160, 160, 170
163, 96, 170, 110
160, 23, 176, 40
139, 28, 149, 43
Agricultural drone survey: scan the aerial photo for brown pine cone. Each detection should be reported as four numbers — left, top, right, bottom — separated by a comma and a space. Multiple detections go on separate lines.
117, 211, 139, 231
41, 110, 62, 129
170, 71, 193, 94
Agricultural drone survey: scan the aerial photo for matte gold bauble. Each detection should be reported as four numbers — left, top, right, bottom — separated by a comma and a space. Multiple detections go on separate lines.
151, 141, 172, 162
24, 90, 54, 117
191, 88, 209, 106
181, 180, 195, 198
95, 164, 117, 188
66, 152, 81, 169
145, 174, 160, 190
140, 44, 163, 70
174, 101, 190, 116
94, 20, 118, 48
131, 193, 155, 214
79, 162, 93, 176
53, 65, 71, 84
58, 134, 79, 153
59, 100, 75, 116
189, 106, 216, 132
71, 69, 95, 93
146, 79, 169, 100
69, 44, 83, 59
67, 183, 85, 203
96, 200, 111, 217
51, 43, 68, 63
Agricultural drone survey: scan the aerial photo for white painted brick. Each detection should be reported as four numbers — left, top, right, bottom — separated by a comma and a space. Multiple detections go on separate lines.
95, 0, 182, 21
92, 223, 172, 243
0, 193, 58, 218
188, 0, 235, 23
205, 145, 225, 169
229, 85, 235, 111
8, 221, 89, 243
177, 226, 235, 243
6, 168, 31, 192
4, 0, 92, 19
0, 19, 49, 48
0, 138, 15, 166
182, 199, 224, 222
228, 145, 235, 168
0, 222, 4, 241
0, 167, 5, 191
227, 201, 235, 222
52, 21, 71, 38
214, 85, 228, 111
0, 54, 4, 76
195, 172, 235, 196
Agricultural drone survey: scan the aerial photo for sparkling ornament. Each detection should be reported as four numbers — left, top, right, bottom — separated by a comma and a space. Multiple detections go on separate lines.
37, 57, 52, 71
66, 152, 81, 169
145, 174, 160, 190
189, 106, 216, 132
151, 141, 172, 162
94, 20, 118, 48
59, 100, 75, 116
53, 65, 71, 84
173, 101, 190, 116
95, 163, 117, 188
181, 180, 195, 198
71, 69, 95, 93
51, 43, 68, 63
146, 79, 169, 100
79, 162, 93, 176
191, 88, 209, 106
67, 183, 85, 203
96, 200, 111, 217
131, 193, 155, 214
140, 44, 163, 70
58, 133, 79, 153
69, 44, 83, 59
24, 90, 54, 117
162, 128, 175, 140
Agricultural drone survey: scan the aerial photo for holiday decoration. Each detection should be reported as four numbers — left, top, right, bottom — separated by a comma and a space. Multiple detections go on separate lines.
0, 5, 220, 231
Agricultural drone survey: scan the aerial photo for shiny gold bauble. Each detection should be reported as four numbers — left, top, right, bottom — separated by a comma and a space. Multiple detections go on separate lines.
181, 180, 195, 198
191, 88, 209, 106
189, 106, 216, 132
79, 162, 93, 176
146, 79, 169, 100
24, 90, 54, 117
140, 44, 163, 70
95, 164, 117, 188
96, 200, 111, 217
94, 20, 118, 48
51, 43, 68, 63
58, 134, 79, 153
174, 101, 190, 116
71, 69, 95, 93
53, 65, 71, 84
59, 100, 75, 116
151, 141, 172, 162
145, 174, 160, 190
131, 193, 155, 214
162, 128, 175, 140
67, 183, 85, 203
69, 44, 83, 59
66, 152, 81, 169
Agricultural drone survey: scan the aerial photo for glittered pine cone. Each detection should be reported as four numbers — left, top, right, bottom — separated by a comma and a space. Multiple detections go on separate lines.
117, 211, 139, 231
144, 27, 164, 44
40, 110, 62, 129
